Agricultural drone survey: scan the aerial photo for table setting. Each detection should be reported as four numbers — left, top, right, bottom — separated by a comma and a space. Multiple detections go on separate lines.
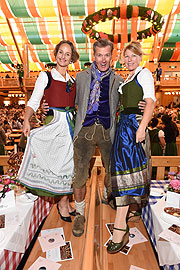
142, 175, 180, 270
0, 173, 52, 270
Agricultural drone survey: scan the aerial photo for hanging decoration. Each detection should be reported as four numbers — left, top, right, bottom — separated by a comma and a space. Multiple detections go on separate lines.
81, 5, 164, 43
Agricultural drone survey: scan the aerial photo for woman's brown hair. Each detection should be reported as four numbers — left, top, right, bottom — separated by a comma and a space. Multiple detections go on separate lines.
54, 40, 79, 63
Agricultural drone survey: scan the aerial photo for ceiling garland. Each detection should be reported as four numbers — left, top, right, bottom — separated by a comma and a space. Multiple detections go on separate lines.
81, 5, 164, 43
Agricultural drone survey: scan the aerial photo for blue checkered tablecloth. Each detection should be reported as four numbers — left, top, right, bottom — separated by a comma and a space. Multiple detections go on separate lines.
142, 180, 180, 270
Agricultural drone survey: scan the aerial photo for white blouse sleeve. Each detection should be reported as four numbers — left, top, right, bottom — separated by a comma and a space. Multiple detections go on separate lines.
137, 68, 156, 101
27, 71, 48, 112
158, 130, 165, 138
118, 82, 123, 94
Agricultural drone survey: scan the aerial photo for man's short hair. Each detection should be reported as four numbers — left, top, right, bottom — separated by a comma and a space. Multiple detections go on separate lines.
93, 39, 114, 54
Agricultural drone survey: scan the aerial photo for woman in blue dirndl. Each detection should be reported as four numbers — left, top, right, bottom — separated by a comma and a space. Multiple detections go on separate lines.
107, 41, 155, 254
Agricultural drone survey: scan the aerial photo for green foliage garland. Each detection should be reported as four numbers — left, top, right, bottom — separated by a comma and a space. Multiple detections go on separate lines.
81, 5, 164, 43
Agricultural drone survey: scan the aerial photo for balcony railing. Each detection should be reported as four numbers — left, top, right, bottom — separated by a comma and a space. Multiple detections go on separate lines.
156, 76, 180, 87
1, 76, 180, 90
0, 77, 37, 89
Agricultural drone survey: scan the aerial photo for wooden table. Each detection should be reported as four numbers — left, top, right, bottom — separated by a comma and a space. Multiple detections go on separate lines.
9, 134, 21, 139
142, 180, 180, 269
12, 129, 22, 133
4, 145, 14, 152
0, 197, 51, 270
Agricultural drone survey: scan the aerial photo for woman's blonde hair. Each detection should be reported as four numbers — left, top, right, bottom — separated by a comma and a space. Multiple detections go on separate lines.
123, 41, 143, 57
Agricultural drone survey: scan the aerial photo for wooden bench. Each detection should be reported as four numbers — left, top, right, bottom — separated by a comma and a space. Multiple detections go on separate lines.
0, 155, 10, 173
151, 156, 180, 180
176, 137, 180, 155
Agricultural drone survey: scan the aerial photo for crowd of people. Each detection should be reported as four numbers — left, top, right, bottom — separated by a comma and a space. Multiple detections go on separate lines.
0, 104, 24, 132
0, 104, 43, 165
0, 39, 180, 255
0, 104, 44, 133
149, 105, 179, 156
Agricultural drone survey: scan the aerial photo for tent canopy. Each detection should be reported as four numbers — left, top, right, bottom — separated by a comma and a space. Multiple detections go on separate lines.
0, 0, 180, 72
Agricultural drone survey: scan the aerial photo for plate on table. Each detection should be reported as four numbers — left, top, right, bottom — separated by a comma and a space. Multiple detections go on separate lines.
150, 188, 164, 197
17, 193, 38, 204
160, 211, 180, 226
160, 207, 180, 225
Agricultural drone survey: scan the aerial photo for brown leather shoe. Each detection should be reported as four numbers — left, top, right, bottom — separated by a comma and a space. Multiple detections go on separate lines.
72, 214, 85, 237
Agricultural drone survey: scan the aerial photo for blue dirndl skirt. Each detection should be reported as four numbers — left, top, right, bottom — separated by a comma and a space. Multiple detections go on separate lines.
111, 113, 150, 205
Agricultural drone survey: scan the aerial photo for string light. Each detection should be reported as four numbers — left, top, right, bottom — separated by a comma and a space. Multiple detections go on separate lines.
165, 91, 180, 95
7, 93, 25, 98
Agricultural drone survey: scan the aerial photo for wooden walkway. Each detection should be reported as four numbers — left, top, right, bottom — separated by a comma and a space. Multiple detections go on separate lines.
23, 204, 87, 270
23, 172, 93, 270
101, 207, 159, 270
23, 165, 159, 270
97, 168, 159, 270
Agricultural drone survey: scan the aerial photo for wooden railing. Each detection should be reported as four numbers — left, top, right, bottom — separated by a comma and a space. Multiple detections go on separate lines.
24, 77, 37, 87
1, 75, 180, 90
82, 166, 98, 270
160, 76, 180, 86
0, 77, 37, 89
151, 156, 180, 180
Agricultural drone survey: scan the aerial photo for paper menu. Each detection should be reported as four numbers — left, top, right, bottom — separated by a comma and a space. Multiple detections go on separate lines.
41, 227, 65, 241
128, 227, 148, 246
28, 256, 61, 270
38, 231, 66, 252
129, 266, 146, 270
159, 224, 180, 245
46, 241, 74, 262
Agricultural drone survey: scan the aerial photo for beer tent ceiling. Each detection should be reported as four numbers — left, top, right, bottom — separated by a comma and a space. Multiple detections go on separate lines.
0, 0, 180, 72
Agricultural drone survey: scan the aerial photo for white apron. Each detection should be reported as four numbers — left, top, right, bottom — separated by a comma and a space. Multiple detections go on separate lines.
18, 110, 74, 195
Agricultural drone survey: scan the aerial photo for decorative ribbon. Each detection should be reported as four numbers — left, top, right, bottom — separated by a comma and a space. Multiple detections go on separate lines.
171, 41, 180, 61
86, 34, 88, 54
49, 107, 75, 139
120, 5, 128, 49
173, 2, 180, 15
131, 6, 139, 41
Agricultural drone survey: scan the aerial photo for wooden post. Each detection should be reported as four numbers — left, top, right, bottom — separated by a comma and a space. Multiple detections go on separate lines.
22, 44, 29, 105
82, 167, 97, 270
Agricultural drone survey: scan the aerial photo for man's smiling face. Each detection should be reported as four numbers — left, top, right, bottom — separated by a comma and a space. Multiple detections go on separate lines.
94, 45, 112, 72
